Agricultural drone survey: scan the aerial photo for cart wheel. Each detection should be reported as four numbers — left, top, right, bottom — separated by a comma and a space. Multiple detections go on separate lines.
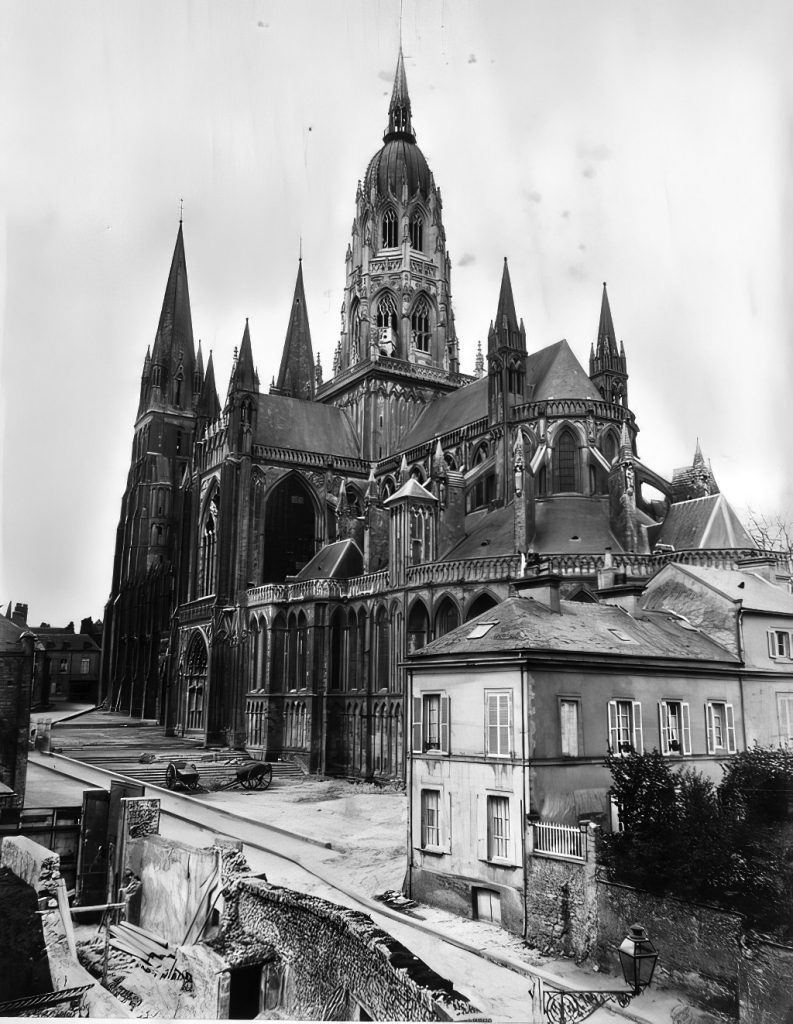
257, 764, 273, 790
165, 765, 176, 790
189, 780, 200, 791
241, 774, 255, 790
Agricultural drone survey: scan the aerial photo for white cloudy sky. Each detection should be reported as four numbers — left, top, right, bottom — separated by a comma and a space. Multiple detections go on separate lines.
1, 0, 791, 627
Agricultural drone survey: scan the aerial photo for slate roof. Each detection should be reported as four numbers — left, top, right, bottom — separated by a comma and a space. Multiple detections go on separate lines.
255, 392, 361, 459
411, 594, 739, 663
653, 494, 755, 550
295, 539, 363, 581
659, 564, 793, 615
384, 477, 437, 504
36, 632, 100, 652
526, 340, 602, 402
398, 337, 599, 453
0, 616, 24, 649
442, 496, 627, 560
399, 376, 488, 451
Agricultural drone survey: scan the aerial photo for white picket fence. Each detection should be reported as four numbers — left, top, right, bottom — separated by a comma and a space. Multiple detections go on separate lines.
532, 820, 586, 861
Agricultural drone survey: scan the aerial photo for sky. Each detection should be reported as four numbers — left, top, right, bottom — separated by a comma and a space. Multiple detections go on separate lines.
1, 0, 792, 627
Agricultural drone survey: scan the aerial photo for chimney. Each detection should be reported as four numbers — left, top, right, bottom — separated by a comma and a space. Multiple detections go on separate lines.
735, 555, 779, 584
597, 582, 646, 615
12, 602, 28, 627
514, 563, 562, 613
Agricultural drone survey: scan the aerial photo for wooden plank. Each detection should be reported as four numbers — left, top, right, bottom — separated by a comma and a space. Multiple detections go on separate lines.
57, 878, 78, 959
119, 920, 169, 949
109, 925, 155, 957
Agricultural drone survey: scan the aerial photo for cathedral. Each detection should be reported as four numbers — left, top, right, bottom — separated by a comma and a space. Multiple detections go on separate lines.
101, 50, 758, 779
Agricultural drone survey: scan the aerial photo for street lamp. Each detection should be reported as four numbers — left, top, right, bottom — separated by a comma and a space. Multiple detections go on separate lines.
542, 923, 658, 1024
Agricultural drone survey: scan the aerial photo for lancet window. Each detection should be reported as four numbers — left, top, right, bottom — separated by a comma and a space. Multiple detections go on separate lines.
382, 208, 397, 248
411, 297, 431, 353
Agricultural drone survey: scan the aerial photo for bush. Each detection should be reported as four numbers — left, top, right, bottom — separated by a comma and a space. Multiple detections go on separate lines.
600, 747, 793, 937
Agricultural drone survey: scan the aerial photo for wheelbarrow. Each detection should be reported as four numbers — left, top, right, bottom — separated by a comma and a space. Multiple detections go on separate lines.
221, 761, 273, 791
165, 760, 200, 791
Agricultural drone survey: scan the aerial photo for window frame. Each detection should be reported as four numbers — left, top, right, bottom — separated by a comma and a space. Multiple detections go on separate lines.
559, 696, 582, 758
485, 690, 513, 759
705, 700, 737, 755
477, 792, 517, 865
411, 692, 450, 755
777, 693, 793, 745
658, 699, 692, 756
607, 698, 643, 755
767, 629, 793, 661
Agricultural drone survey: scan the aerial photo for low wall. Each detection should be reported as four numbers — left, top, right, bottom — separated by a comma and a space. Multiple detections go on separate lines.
738, 932, 793, 1024
222, 878, 484, 1021
596, 878, 742, 1018
524, 849, 597, 960
1, 834, 60, 896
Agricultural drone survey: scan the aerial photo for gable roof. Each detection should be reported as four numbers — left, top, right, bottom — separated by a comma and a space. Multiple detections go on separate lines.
255, 393, 361, 459
655, 563, 793, 615
653, 494, 755, 550
411, 594, 738, 664
295, 539, 363, 581
398, 376, 488, 452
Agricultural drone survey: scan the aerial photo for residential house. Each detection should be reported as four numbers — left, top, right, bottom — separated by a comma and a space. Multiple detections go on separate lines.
642, 559, 793, 747
405, 573, 741, 933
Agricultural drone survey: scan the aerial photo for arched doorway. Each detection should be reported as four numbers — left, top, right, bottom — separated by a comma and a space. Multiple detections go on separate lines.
182, 631, 208, 733
262, 475, 317, 581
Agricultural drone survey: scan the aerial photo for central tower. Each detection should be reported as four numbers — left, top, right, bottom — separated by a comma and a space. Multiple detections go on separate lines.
318, 48, 470, 462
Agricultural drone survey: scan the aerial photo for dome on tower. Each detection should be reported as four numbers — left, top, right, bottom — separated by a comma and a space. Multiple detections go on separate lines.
364, 139, 432, 200
363, 48, 432, 200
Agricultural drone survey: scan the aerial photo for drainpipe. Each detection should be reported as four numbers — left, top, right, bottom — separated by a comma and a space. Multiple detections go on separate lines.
406, 666, 414, 897
520, 658, 529, 943
736, 602, 748, 749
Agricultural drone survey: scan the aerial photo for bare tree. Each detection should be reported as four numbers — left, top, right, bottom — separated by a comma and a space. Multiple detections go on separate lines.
745, 508, 793, 569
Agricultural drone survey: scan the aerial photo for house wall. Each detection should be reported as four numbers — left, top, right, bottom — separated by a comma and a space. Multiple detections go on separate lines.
740, 614, 793, 747
642, 570, 738, 654
409, 666, 525, 933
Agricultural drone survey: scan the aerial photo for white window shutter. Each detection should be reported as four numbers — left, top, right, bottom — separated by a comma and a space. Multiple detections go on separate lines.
705, 702, 715, 754
768, 630, 777, 658
412, 696, 423, 754
486, 693, 497, 755
632, 701, 643, 754
608, 700, 618, 753
681, 702, 692, 755
476, 793, 488, 861
440, 695, 450, 755
444, 791, 452, 853
658, 701, 669, 755
726, 704, 737, 753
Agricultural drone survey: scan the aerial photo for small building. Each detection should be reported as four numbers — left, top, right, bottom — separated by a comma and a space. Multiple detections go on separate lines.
642, 559, 793, 747
0, 616, 37, 807
35, 625, 101, 704
405, 573, 742, 934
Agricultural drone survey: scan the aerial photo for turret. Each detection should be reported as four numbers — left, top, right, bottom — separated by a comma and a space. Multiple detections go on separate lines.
487, 258, 527, 426
589, 282, 628, 408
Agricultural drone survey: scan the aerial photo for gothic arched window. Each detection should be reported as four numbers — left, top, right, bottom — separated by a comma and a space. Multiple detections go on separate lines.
382, 208, 397, 248
377, 294, 398, 331
199, 493, 219, 596
411, 297, 431, 353
555, 428, 579, 493
409, 213, 423, 252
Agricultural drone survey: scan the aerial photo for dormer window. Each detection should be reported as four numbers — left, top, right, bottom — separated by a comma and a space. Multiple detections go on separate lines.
382, 208, 397, 248
409, 214, 424, 252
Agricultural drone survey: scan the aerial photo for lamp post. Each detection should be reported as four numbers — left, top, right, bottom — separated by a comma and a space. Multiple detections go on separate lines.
542, 923, 658, 1024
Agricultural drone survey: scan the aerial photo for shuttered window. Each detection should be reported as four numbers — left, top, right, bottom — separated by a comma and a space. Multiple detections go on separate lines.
658, 700, 691, 756
607, 699, 643, 754
705, 701, 736, 754
411, 693, 450, 755
486, 691, 512, 758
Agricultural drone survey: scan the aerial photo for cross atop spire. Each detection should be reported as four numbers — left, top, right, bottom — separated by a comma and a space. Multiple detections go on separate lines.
385, 47, 415, 142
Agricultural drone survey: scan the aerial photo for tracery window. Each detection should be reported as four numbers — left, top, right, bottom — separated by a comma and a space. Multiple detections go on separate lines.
411, 297, 431, 353
199, 494, 219, 596
382, 208, 397, 248
409, 214, 423, 252
555, 429, 578, 492
377, 294, 398, 331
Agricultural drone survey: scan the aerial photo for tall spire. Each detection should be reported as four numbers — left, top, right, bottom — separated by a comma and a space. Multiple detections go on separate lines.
385, 47, 415, 142
228, 319, 258, 395
596, 282, 618, 359
140, 223, 196, 416
589, 281, 628, 407
198, 350, 221, 423
274, 259, 315, 401
488, 258, 525, 354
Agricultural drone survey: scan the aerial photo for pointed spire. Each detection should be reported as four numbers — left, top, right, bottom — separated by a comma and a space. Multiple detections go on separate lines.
365, 464, 378, 503
198, 351, 221, 423
275, 259, 315, 400
692, 438, 706, 470
398, 453, 409, 483
229, 319, 258, 394
385, 47, 415, 142
489, 258, 524, 354
596, 282, 619, 359
432, 438, 447, 478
